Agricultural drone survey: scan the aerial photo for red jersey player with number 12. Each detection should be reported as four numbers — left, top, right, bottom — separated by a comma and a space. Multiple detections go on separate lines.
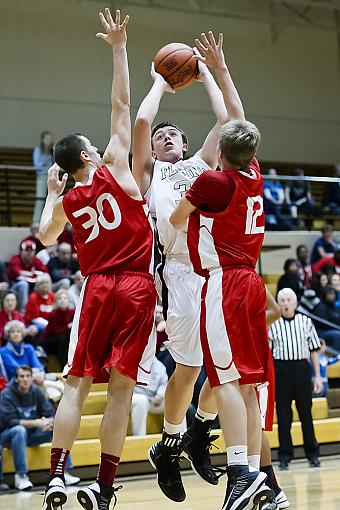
170, 32, 274, 510
39, 9, 156, 510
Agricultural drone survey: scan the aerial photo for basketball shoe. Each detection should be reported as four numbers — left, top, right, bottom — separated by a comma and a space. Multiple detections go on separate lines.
77, 482, 122, 510
221, 468, 269, 510
148, 433, 185, 502
275, 489, 290, 509
182, 429, 226, 485
41, 476, 67, 510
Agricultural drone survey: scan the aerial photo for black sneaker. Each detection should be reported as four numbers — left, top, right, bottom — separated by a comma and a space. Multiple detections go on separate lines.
278, 460, 289, 471
182, 430, 225, 485
308, 457, 321, 468
261, 499, 278, 510
221, 469, 268, 510
41, 476, 67, 510
77, 482, 122, 510
148, 435, 185, 502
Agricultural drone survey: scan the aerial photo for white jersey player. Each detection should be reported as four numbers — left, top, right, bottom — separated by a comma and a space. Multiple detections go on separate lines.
132, 42, 243, 502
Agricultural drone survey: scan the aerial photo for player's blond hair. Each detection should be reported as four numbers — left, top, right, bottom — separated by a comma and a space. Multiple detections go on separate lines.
219, 120, 261, 169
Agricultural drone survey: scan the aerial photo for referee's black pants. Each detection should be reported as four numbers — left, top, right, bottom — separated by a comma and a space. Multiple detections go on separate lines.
274, 359, 319, 462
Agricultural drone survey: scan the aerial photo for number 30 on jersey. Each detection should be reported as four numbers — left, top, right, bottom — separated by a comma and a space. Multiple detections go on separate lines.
72, 192, 122, 243
245, 195, 264, 235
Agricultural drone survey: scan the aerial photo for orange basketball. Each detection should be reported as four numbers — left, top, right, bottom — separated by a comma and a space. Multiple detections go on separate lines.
154, 42, 198, 90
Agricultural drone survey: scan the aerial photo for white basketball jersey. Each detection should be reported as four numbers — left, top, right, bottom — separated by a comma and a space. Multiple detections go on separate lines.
146, 155, 210, 255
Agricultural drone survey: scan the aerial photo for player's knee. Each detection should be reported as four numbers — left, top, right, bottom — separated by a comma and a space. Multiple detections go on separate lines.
173, 364, 201, 386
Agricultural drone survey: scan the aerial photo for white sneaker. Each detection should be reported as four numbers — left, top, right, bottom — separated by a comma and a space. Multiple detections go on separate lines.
275, 489, 290, 509
64, 471, 80, 486
14, 473, 33, 491
41, 476, 67, 510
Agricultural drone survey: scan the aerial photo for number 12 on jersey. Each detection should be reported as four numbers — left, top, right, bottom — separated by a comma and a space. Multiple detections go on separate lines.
245, 195, 265, 235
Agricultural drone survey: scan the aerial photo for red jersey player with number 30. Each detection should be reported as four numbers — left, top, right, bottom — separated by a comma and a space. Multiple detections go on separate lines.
170, 32, 274, 510
39, 9, 156, 510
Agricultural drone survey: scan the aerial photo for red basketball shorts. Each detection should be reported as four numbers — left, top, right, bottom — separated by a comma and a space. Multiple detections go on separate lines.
200, 266, 273, 395
63, 270, 157, 385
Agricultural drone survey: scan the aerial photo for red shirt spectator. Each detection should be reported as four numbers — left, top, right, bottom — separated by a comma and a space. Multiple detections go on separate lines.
43, 308, 75, 337
0, 292, 24, 345
312, 250, 340, 274
25, 291, 55, 323
7, 240, 48, 284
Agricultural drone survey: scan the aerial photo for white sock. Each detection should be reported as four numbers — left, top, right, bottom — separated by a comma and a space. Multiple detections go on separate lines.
227, 445, 248, 466
248, 455, 260, 471
196, 406, 217, 422
163, 419, 184, 435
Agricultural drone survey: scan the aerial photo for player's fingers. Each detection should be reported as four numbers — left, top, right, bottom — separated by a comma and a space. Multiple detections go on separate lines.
115, 9, 121, 27
96, 33, 106, 40
62, 173, 69, 184
99, 12, 110, 32
193, 46, 205, 60
200, 32, 210, 48
106, 7, 115, 27
195, 38, 207, 53
121, 14, 129, 28
208, 31, 217, 47
218, 32, 223, 49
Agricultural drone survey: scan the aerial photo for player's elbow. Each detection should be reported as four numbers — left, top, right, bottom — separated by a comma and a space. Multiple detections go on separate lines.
134, 116, 151, 129
39, 229, 56, 247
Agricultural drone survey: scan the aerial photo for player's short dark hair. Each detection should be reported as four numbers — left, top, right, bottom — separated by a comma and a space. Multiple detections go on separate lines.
151, 122, 189, 147
219, 120, 261, 169
54, 134, 87, 174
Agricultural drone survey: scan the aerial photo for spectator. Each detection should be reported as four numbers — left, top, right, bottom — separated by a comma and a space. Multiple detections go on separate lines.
0, 365, 79, 490
0, 261, 9, 301
285, 168, 315, 224
310, 225, 337, 265
323, 164, 340, 215
0, 292, 25, 346
130, 358, 168, 436
277, 258, 305, 300
7, 240, 48, 312
0, 321, 45, 384
68, 271, 84, 309
311, 272, 330, 298
312, 249, 340, 275
41, 290, 75, 369
268, 288, 322, 470
32, 131, 54, 223
312, 340, 340, 398
312, 286, 340, 352
25, 274, 54, 334
264, 168, 286, 229
47, 243, 79, 291
296, 244, 312, 288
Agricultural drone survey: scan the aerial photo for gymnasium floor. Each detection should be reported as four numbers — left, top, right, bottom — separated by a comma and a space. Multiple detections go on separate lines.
1, 456, 340, 509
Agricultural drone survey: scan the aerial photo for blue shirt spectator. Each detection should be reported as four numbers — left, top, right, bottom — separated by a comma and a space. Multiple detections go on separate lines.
310, 225, 336, 265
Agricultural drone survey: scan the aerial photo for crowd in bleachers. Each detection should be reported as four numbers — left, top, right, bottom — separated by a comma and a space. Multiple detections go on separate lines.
264, 166, 340, 230
275, 224, 340, 354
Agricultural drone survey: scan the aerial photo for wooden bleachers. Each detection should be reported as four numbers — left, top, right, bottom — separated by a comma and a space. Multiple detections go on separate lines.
2, 383, 337, 474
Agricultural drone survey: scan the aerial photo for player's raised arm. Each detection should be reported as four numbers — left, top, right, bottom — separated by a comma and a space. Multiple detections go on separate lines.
97, 9, 130, 173
194, 59, 228, 169
195, 31, 245, 122
132, 65, 174, 196
39, 164, 68, 245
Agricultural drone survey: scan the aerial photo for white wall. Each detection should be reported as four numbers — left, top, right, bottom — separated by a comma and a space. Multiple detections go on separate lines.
0, 0, 339, 164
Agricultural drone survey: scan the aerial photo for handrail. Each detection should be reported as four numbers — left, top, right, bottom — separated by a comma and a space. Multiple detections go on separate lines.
0, 164, 34, 171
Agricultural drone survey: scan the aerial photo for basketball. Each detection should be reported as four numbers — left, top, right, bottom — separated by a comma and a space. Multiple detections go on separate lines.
154, 42, 198, 90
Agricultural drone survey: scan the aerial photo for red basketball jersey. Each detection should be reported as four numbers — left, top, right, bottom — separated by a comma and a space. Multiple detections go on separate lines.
63, 166, 154, 276
187, 158, 264, 276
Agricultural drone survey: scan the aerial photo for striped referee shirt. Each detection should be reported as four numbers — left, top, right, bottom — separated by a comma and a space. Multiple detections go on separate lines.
268, 313, 321, 361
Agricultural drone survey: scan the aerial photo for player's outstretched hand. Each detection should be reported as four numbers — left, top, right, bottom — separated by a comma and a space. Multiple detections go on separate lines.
151, 62, 175, 93
96, 8, 129, 47
47, 163, 68, 197
193, 48, 210, 83
194, 31, 226, 70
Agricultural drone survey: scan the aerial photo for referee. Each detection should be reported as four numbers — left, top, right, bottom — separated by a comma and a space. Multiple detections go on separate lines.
268, 288, 323, 470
